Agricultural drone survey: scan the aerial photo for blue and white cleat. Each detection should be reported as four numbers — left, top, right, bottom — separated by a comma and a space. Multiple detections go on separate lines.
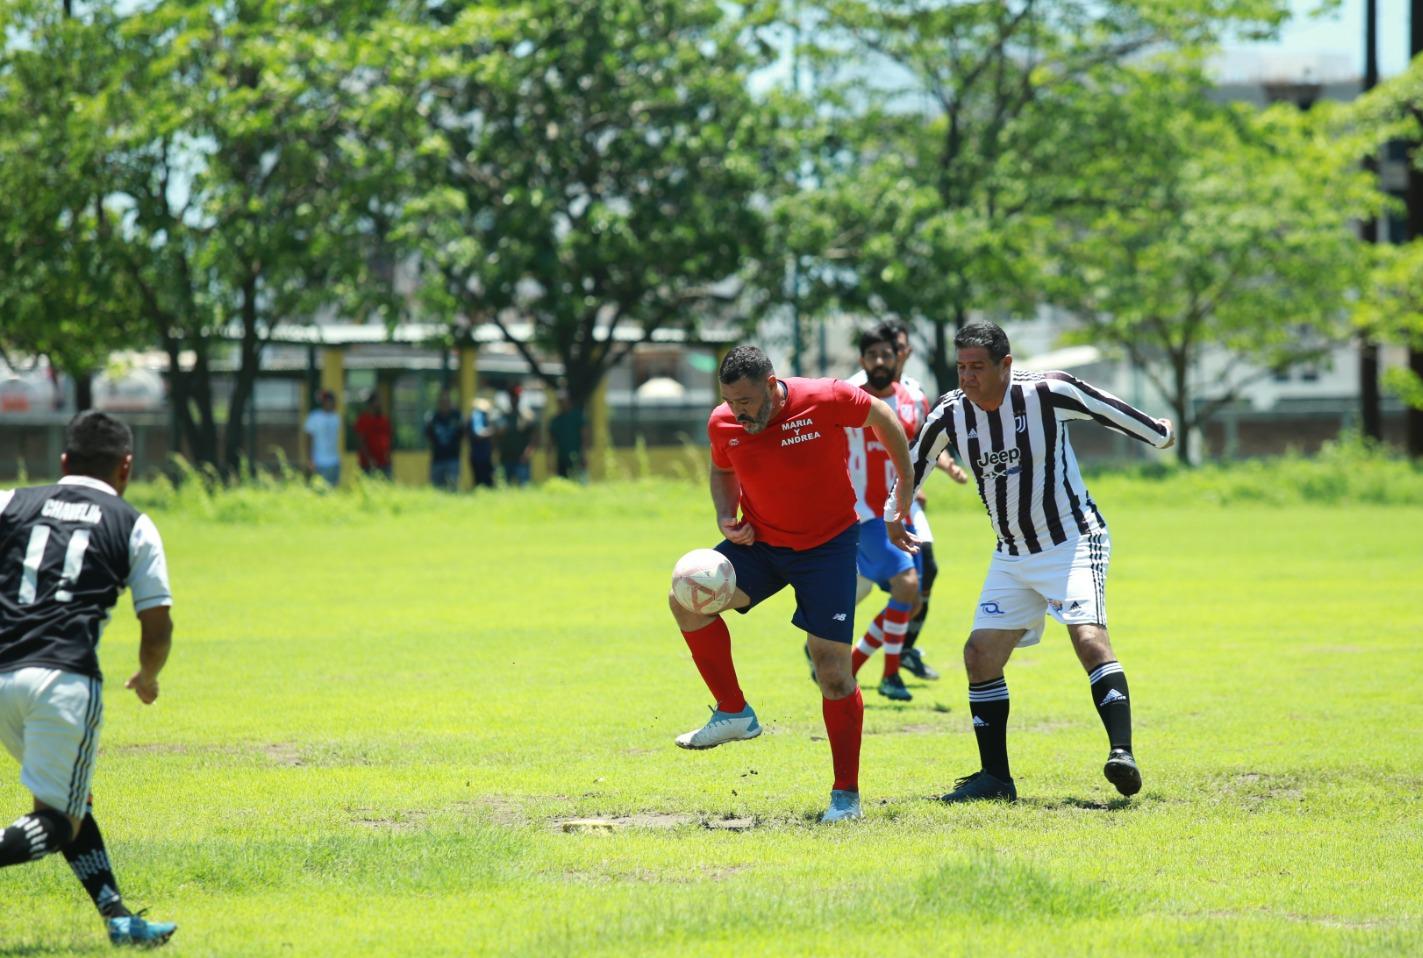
107, 912, 176, 948
821, 789, 863, 823
675, 705, 762, 750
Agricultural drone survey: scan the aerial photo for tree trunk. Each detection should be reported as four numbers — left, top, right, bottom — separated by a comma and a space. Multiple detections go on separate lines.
1360, 0, 1382, 440
74, 371, 93, 412
222, 276, 262, 477
1408, 0, 1423, 456
1173, 357, 1193, 467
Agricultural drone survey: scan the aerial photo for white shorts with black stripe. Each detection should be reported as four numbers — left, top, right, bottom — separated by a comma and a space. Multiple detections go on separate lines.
972, 532, 1110, 648
0, 668, 103, 818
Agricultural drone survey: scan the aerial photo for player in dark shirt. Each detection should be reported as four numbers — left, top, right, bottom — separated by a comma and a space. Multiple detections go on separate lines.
0, 411, 177, 947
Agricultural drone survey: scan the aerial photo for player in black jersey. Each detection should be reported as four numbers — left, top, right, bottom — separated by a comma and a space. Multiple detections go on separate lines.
0, 411, 177, 947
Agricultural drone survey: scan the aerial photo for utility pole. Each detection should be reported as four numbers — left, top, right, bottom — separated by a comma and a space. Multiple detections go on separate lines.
1360, 0, 1382, 440
1410, 0, 1423, 455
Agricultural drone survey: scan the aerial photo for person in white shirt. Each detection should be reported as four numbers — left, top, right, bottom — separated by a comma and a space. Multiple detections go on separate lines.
304, 390, 342, 486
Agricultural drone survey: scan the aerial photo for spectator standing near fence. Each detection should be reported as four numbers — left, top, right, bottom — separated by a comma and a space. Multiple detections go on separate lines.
497, 386, 537, 487
425, 391, 463, 491
304, 390, 342, 487
468, 398, 496, 489
548, 393, 588, 481
354, 393, 393, 479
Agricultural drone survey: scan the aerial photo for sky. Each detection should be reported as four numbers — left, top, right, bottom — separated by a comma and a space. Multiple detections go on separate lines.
1218, 0, 1413, 81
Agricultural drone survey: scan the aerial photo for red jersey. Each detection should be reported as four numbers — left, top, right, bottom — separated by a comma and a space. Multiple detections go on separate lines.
708, 377, 872, 550
354, 412, 392, 469
846, 381, 920, 522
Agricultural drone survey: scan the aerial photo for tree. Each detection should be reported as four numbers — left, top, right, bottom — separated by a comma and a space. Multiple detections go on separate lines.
1046, 92, 1377, 464
399, 0, 773, 414
0, 1, 418, 470
771, 0, 1290, 394
0, 1, 144, 406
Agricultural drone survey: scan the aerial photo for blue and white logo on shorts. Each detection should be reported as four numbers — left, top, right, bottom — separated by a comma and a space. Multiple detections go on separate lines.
979, 601, 1006, 616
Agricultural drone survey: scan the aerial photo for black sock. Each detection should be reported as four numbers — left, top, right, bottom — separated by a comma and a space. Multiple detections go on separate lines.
0, 809, 70, 866
968, 676, 1011, 782
62, 811, 129, 918
904, 598, 928, 652
905, 543, 937, 652
1089, 660, 1133, 751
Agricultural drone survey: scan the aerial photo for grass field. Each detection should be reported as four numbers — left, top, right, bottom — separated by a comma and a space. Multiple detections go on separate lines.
3, 467, 1422, 956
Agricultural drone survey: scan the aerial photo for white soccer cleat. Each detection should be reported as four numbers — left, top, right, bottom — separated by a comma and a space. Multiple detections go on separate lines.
675, 705, 762, 750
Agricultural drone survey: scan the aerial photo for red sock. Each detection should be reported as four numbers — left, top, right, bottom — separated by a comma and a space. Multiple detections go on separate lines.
822, 687, 864, 792
681, 618, 746, 713
851, 613, 885, 676
881, 602, 913, 679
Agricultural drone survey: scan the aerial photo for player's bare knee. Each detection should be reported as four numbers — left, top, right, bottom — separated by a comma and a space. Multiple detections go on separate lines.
889, 569, 919, 606
667, 589, 707, 631
816, 670, 856, 700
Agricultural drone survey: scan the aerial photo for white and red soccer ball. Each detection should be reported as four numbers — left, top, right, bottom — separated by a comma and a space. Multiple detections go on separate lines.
671, 549, 736, 615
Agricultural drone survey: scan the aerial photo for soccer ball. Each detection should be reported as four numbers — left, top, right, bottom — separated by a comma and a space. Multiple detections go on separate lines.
671, 549, 736, 615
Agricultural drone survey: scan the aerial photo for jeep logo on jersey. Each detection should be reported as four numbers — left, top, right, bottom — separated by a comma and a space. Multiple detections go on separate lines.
975, 447, 1021, 477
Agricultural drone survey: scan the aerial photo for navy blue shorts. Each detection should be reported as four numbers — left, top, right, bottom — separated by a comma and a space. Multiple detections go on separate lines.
715, 522, 860, 643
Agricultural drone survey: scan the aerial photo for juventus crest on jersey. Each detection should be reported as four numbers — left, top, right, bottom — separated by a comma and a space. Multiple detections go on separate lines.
905, 371, 1172, 556
0, 477, 171, 680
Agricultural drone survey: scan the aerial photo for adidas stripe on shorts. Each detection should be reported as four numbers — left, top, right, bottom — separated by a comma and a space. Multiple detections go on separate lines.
0, 668, 103, 819
971, 532, 1110, 647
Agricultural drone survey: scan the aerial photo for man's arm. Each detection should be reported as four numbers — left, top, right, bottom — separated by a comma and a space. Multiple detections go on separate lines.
126, 606, 172, 705
1044, 372, 1174, 448
864, 396, 915, 525
710, 462, 753, 545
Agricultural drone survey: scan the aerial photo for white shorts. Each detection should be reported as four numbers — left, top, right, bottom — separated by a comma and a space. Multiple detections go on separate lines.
910, 499, 934, 543
0, 668, 103, 819
972, 533, 1110, 648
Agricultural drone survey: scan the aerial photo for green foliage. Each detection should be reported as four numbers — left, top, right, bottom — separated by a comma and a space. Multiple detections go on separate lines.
768, 0, 1292, 391
398, 0, 774, 409
1047, 92, 1377, 462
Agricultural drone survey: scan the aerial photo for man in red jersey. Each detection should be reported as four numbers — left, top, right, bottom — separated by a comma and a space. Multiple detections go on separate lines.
669, 346, 915, 823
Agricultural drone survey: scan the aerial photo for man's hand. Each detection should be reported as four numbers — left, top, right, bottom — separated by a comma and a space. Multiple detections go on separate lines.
1158, 418, 1176, 450
887, 519, 921, 555
125, 671, 159, 704
719, 515, 755, 546
937, 451, 969, 484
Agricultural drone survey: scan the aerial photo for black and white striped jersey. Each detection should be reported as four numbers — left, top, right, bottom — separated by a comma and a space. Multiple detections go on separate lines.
0, 476, 172, 680
898, 370, 1172, 555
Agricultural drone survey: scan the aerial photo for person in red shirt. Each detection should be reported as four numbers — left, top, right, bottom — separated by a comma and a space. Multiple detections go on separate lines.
669, 345, 915, 823
354, 392, 393, 478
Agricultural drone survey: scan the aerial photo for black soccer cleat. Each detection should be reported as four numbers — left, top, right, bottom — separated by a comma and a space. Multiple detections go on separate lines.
1103, 748, 1142, 797
900, 647, 940, 681
938, 770, 1017, 804
877, 672, 913, 701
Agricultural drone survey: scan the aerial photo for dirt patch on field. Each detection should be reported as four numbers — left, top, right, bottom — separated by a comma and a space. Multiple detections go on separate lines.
553, 812, 760, 833
1212, 772, 1306, 810
350, 809, 428, 833
454, 796, 528, 827
262, 743, 305, 767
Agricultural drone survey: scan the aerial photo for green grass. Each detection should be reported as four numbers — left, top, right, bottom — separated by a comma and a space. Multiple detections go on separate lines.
3, 474, 1422, 956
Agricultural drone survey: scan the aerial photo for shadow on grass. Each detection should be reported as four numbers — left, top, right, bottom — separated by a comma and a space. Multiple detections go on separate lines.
1026, 794, 1138, 812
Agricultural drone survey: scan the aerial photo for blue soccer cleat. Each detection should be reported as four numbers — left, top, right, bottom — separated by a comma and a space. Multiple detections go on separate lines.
107, 912, 176, 948
821, 789, 863, 823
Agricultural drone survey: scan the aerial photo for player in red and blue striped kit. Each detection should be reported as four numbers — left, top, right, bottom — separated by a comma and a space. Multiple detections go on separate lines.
668, 346, 915, 823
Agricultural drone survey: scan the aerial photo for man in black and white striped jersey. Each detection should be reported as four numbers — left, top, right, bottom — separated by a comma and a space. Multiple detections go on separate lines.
0, 411, 177, 946
888, 321, 1174, 803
